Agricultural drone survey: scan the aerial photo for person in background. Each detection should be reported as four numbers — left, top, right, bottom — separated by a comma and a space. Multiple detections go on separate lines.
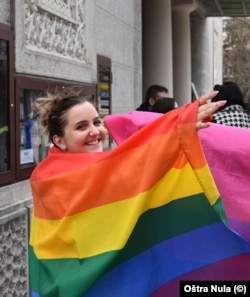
136, 84, 169, 111
212, 81, 250, 128
151, 97, 178, 114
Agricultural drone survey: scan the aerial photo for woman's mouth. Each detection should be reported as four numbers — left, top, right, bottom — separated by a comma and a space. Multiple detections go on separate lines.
86, 138, 100, 145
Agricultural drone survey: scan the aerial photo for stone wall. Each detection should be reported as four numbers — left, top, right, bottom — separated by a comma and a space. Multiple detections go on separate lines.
0, 181, 32, 296
0, 0, 10, 25
0, 209, 30, 297
15, 0, 142, 112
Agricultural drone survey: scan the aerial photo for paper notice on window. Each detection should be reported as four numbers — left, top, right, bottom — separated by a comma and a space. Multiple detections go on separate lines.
20, 149, 34, 164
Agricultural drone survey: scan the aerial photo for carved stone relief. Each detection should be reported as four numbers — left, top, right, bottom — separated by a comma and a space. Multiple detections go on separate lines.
0, 211, 29, 297
24, 0, 86, 62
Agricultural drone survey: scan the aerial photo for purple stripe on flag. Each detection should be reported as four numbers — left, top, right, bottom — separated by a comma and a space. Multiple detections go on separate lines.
151, 254, 250, 296
85, 222, 250, 297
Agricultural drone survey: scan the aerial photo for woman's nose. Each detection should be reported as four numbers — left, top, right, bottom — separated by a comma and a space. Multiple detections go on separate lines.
89, 126, 99, 136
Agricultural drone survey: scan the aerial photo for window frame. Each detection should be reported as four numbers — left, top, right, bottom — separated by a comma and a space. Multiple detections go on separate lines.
97, 55, 112, 149
15, 77, 97, 181
0, 23, 15, 186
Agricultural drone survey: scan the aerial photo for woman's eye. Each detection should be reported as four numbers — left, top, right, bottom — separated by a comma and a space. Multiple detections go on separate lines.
94, 120, 102, 126
77, 124, 87, 130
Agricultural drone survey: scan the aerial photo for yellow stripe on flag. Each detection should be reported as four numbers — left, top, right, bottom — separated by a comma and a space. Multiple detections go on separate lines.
30, 163, 219, 259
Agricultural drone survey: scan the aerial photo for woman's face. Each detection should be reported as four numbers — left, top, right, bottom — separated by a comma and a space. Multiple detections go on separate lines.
53, 101, 106, 153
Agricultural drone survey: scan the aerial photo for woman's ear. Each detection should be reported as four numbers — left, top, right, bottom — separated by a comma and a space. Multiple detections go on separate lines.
148, 98, 155, 109
52, 135, 67, 151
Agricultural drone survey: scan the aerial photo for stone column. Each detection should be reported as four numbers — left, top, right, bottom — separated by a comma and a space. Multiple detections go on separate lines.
142, 0, 173, 96
172, 2, 195, 105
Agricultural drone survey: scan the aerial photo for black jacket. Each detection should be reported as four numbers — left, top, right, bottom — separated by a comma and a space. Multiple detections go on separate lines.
136, 102, 150, 111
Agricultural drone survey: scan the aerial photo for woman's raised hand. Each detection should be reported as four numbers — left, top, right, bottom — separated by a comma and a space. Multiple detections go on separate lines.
196, 91, 226, 129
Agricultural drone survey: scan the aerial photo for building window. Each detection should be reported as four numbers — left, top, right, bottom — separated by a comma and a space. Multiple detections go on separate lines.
15, 78, 97, 182
0, 24, 15, 186
20, 89, 49, 168
97, 55, 112, 149
0, 39, 9, 172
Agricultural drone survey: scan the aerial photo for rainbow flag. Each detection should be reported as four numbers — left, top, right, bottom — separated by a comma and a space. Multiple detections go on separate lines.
29, 101, 250, 297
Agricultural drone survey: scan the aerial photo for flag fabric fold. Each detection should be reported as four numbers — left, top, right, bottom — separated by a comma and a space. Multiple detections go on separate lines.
104, 110, 250, 245
29, 101, 250, 297
199, 123, 250, 243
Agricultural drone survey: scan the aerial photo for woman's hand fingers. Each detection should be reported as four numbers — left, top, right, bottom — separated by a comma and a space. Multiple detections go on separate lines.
197, 100, 226, 121
199, 91, 218, 105
196, 91, 226, 130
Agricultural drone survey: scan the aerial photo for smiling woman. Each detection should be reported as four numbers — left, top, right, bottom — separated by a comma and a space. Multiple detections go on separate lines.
35, 87, 106, 153
29, 88, 228, 297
